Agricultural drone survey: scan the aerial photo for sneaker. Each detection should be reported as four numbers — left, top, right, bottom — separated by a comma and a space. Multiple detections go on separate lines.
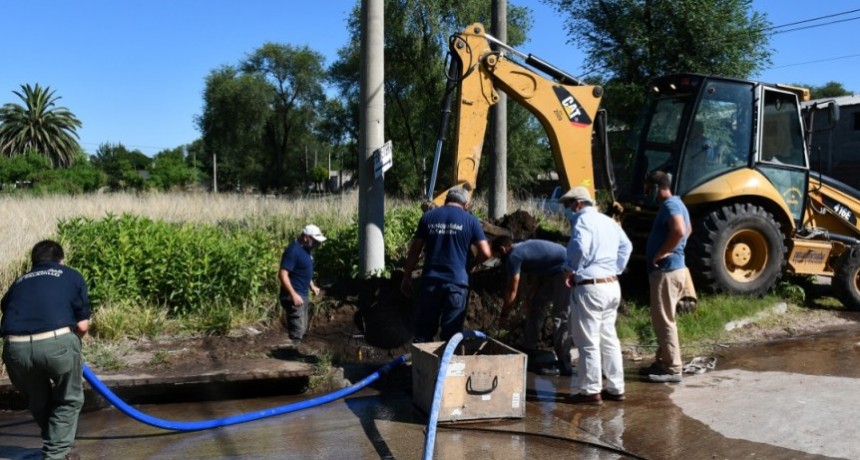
646, 372, 682, 383
565, 393, 602, 405
637, 363, 663, 376
600, 390, 626, 401
64, 451, 80, 460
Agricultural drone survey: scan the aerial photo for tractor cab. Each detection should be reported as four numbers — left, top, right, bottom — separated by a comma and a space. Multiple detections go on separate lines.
621, 74, 824, 297
627, 73, 810, 223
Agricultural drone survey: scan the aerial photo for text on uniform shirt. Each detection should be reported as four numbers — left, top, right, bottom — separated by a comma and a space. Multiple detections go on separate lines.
16, 268, 64, 283
428, 223, 464, 235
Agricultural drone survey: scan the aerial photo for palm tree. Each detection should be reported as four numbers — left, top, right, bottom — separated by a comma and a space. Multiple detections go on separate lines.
0, 83, 83, 167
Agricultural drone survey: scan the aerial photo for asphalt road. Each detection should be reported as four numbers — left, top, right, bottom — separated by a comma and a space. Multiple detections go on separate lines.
0, 330, 858, 459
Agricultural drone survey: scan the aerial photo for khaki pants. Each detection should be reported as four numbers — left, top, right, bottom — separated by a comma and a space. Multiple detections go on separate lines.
649, 268, 687, 374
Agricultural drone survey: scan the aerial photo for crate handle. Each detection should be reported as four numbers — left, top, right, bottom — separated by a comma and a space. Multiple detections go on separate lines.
466, 375, 498, 395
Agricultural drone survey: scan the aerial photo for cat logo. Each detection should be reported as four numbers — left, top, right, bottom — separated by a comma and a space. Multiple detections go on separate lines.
552, 86, 592, 127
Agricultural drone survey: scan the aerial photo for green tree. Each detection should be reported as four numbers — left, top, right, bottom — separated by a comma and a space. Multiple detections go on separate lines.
309, 165, 329, 192
329, 0, 541, 197
197, 66, 271, 192
0, 149, 51, 186
150, 147, 195, 191
91, 142, 150, 190
0, 83, 83, 167
242, 43, 327, 192
544, 0, 772, 127
197, 44, 327, 193
808, 81, 853, 99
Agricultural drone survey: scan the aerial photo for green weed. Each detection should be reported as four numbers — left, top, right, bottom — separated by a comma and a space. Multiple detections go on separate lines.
616, 293, 786, 356
84, 340, 134, 371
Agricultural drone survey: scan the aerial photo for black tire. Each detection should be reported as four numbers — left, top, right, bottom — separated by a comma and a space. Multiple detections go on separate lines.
688, 203, 786, 296
833, 248, 860, 311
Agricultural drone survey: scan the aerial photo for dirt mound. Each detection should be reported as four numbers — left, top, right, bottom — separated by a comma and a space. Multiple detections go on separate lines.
350, 209, 563, 350
353, 272, 415, 349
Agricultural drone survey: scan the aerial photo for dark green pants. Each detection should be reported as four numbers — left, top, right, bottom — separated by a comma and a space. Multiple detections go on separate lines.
3, 333, 83, 460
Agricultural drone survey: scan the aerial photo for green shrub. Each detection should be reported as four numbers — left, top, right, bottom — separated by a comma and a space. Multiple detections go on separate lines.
310, 203, 422, 279
58, 213, 277, 316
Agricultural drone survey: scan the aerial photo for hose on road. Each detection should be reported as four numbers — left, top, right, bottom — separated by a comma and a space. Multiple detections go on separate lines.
82, 354, 409, 432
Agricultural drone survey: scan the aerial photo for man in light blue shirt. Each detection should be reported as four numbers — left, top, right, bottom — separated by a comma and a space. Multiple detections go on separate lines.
562, 186, 632, 405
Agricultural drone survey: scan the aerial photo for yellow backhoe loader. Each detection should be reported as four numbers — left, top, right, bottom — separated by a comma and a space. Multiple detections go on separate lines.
432, 23, 860, 309
622, 74, 859, 307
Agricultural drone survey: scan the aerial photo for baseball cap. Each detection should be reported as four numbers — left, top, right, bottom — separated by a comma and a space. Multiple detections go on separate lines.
302, 224, 327, 242
560, 186, 595, 205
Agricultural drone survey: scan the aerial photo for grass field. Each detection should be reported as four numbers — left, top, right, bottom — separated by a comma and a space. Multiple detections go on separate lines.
0, 191, 362, 280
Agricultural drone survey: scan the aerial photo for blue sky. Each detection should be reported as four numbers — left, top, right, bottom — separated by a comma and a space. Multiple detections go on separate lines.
1, 0, 858, 157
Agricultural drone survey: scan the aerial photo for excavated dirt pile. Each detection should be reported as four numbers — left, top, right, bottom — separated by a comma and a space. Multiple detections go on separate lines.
347, 210, 560, 351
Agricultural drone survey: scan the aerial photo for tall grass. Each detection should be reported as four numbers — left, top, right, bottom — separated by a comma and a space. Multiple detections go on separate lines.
0, 191, 360, 287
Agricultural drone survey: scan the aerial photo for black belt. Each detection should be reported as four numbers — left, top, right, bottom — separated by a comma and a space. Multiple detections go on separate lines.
576, 276, 617, 286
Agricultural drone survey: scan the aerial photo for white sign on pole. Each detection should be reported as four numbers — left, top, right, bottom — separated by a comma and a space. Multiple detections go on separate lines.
373, 140, 393, 179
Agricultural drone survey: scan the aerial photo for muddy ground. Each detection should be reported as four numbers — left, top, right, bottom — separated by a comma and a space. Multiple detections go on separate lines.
108, 276, 860, 380
98, 210, 860, 379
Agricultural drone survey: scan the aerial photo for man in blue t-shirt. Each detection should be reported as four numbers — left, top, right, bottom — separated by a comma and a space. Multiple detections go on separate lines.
401, 187, 491, 342
1, 240, 91, 460
492, 236, 573, 376
279, 224, 327, 346
642, 171, 692, 384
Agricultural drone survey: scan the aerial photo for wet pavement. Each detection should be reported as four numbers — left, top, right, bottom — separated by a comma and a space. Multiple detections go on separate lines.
1, 330, 859, 459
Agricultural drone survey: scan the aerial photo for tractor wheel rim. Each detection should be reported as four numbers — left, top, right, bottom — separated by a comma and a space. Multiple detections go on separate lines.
724, 229, 768, 282
853, 268, 860, 295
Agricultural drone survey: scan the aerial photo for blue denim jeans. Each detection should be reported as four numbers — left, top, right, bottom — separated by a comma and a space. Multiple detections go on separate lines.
414, 279, 469, 342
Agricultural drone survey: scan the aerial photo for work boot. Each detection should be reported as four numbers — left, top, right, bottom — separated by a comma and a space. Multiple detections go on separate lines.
565, 392, 602, 405
600, 389, 626, 401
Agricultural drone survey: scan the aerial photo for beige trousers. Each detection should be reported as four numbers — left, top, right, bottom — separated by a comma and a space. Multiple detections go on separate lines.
648, 268, 687, 374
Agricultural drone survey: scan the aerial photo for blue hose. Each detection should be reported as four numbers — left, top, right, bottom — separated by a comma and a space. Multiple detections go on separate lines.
82, 354, 409, 432
423, 330, 487, 460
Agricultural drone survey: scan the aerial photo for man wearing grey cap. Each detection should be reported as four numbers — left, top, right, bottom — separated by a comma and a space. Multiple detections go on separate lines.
278, 224, 327, 346
401, 187, 491, 342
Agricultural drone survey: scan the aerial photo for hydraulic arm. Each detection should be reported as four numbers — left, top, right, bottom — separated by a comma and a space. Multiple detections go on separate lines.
430, 23, 607, 206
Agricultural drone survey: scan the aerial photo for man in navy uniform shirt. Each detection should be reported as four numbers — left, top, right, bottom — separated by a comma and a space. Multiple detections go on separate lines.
401, 187, 491, 342
278, 224, 326, 346
1, 240, 90, 460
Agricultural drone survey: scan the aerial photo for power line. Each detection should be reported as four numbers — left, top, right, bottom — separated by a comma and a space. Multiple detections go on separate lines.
565, 7, 860, 80
770, 53, 860, 69
765, 8, 860, 31
772, 15, 860, 34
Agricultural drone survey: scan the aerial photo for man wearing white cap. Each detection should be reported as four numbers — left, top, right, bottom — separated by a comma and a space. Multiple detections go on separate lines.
278, 224, 327, 346
561, 186, 632, 405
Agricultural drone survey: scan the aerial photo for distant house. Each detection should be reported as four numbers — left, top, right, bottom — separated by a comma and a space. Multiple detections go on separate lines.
804, 95, 860, 189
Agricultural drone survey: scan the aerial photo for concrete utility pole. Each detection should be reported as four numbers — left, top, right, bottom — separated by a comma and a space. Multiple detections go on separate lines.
489, 0, 508, 220
358, 0, 385, 277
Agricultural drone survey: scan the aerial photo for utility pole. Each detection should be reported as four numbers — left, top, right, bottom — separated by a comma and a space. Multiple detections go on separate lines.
358, 0, 385, 277
489, 0, 508, 220
212, 153, 217, 193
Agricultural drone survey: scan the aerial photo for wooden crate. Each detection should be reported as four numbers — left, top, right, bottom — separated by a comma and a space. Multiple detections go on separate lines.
411, 338, 527, 422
